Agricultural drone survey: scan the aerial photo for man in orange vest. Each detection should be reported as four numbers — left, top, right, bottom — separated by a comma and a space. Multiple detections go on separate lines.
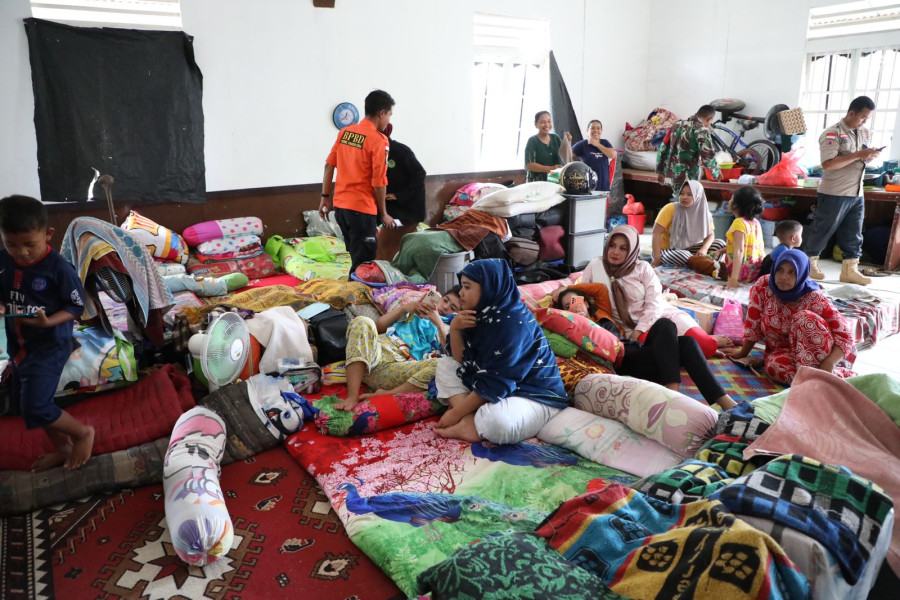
320, 90, 397, 275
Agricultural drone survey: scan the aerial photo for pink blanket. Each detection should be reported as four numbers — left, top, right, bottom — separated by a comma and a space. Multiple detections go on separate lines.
745, 367, 900, 576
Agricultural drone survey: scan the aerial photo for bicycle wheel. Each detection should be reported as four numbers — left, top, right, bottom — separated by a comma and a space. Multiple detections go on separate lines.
710, 128, 740, 162
738, 140, 781, 175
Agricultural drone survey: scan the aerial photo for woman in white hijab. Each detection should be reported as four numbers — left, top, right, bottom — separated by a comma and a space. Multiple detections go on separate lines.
651, 180, 725, 267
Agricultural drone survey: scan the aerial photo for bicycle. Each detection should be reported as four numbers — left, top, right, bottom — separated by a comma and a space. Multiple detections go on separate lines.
707, 99, 781, 176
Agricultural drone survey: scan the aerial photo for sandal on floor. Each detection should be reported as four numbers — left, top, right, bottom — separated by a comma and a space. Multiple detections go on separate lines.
860, 267, 891, 277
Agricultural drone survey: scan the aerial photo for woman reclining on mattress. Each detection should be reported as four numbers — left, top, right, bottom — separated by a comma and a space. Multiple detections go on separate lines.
553, 225, 738, 411
335, 288, 461, 411
433, 259, 569, 444
579, 224, 731, 357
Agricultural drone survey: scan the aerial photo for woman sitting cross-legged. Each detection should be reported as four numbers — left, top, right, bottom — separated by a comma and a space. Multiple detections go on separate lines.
335, 288, 461, 411
651, 180, 725, 268
580, 224, 731, 357
723, 249, 856, 385
434, 259, 569, 444
555, 284, 737, 411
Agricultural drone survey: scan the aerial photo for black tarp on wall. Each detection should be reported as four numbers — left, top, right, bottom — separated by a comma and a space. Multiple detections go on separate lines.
548, 51, 582, 146
24, 18, 205, 204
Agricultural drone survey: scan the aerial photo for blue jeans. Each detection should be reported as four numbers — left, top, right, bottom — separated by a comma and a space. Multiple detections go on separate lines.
805, 192, 864, 260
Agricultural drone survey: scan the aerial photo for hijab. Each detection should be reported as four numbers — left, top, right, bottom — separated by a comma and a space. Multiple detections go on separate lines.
670, 180, 711, 249
456, 259, 568, 408
602, 225, 641, 331
768, 249, 820, 303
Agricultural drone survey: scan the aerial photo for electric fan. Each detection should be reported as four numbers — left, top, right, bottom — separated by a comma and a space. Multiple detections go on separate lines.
188, 312, 250, 391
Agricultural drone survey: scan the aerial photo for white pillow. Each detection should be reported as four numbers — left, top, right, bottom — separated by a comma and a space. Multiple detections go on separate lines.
472, 181, 566, 217
537, 407, 683, 477
622, 149, 659, 171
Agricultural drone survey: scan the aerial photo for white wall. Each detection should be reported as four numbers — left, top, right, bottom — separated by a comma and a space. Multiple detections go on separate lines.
0, 0, 41, 199
6, 0, 885, 199
0, 0, 652, 197
581, 1, 651, 148
645, 0, 811, 128
182, 0, 611, 192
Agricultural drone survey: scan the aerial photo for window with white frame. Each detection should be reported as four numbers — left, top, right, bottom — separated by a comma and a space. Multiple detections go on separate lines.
30, 0, 182, 30
473, 13, 550, 171
801, 2, 900, 161
800, 47, 899, 160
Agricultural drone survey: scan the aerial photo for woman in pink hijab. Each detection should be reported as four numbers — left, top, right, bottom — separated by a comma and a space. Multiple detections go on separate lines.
582, 224, 730, 357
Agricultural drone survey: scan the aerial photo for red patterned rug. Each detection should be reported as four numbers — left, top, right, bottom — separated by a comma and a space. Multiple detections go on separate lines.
0, 446, 403, 600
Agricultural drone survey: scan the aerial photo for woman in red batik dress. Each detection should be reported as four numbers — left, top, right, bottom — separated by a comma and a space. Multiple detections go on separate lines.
724, 249, 856, 385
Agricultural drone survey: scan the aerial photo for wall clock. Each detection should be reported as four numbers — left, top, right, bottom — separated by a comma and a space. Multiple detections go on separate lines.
333, 102, 360, 128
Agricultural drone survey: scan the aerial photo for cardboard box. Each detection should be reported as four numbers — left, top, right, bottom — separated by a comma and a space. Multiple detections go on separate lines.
672, 298, 720, 333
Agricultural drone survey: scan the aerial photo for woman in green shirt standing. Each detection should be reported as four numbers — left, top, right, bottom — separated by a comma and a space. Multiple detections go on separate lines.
524, 111, 572, 182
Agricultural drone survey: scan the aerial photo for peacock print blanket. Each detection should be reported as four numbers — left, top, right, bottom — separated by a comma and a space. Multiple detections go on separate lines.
286, 417, 636, 596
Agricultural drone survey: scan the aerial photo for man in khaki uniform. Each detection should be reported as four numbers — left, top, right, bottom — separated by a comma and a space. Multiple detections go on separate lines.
806, 96, 882, 285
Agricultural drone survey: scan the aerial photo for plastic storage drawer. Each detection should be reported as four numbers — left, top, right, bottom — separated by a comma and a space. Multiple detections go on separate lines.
567, 229, 607, 268
565, 192, 609, 234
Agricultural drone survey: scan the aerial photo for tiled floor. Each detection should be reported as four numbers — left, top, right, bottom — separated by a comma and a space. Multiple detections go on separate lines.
815, 257, 900, 379
635, 232, 900, 380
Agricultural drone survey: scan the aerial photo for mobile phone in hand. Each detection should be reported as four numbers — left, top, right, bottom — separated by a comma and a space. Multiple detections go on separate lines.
4, 312, 38, 319
422, 289, 441, 309
569, 295, 585, 313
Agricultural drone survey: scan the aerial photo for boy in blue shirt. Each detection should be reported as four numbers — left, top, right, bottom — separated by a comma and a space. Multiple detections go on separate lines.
0, 195, 94, 470
758, 220, 803, 279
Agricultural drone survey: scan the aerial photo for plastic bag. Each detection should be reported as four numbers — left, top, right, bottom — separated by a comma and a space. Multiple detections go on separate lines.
303, 210, 344, 240
622, 194, 645, 215
757, 149, 806, 187
713, 298, 745, 344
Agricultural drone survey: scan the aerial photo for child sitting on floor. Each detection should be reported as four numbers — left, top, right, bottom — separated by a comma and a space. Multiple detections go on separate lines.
0, 195, 94, 471
336, 287, 461, 411
757, 220, 802, 279
713, 186, 765, 289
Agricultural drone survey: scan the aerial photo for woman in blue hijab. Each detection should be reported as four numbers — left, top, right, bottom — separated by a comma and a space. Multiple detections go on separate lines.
434, 259, 569, 444
723, 249, 856, 384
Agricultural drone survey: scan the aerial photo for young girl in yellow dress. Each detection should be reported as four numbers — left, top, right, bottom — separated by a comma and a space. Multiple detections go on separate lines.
715, 186, 765, 289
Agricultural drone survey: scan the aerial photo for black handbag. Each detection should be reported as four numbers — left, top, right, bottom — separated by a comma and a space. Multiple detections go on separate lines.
0, 362, 18, 416
306, 308, 350, 366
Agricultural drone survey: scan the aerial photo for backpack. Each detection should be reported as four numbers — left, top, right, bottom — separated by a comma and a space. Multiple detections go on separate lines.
504, 237, 540, 267
306, 308, 350, 366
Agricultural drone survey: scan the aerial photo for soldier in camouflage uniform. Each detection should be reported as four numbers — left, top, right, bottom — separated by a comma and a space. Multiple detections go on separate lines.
656, 105, 721, 193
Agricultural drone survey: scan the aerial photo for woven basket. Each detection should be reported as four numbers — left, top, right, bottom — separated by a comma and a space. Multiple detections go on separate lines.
777, 108, 807, 135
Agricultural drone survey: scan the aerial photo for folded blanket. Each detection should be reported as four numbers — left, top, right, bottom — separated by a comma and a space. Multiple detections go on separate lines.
751, 373, 900, 428
436, 209, 510, 251
391, 230, 464, 283
182, 217, 264, 246
632, 458, 732, 504
244, 306, 314, 375
196, 234, 261, 255
745, 367, 900, 578
60, 217, 175, 326
710, 454, 893, 585
537, 484, 809, 600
